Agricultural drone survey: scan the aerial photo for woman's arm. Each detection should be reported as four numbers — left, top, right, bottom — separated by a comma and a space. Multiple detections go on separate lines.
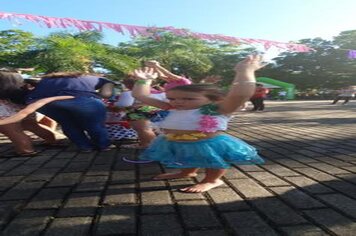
131, 67, 171, 110
0, 96, 74, 125
218, 55, 266, 114
99, 83, 115, 98
145, 60, 183, 81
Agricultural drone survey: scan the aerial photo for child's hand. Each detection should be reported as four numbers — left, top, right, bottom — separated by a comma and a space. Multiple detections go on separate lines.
133, 67, 158, 80
234, 55, 266, 72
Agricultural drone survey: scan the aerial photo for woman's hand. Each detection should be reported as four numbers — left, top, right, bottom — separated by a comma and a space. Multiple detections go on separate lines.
133, 67, 158, 80
145, 60, 160, 68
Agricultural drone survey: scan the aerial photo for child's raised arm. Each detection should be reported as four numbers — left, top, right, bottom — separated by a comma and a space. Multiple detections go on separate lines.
131, 67, 171, 110
0, 96, 74, 125
218, 55, 266, 114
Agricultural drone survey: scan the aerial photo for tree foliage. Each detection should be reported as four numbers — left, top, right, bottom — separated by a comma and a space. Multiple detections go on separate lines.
1, 28, 356, 90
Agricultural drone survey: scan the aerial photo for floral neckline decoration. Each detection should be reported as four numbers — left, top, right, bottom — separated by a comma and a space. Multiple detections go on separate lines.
198, 104, 220, 132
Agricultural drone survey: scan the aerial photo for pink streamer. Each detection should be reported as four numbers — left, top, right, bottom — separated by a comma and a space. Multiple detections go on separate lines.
0, 11, 313, 52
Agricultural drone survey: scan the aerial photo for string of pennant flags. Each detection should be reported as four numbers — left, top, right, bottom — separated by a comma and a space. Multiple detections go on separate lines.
0, 11, 313, 52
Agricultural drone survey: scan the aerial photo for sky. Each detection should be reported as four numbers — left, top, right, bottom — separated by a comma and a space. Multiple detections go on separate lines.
1, 0, 356, 46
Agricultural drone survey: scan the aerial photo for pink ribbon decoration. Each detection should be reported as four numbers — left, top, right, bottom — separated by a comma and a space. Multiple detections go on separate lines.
0, 11, 313, 52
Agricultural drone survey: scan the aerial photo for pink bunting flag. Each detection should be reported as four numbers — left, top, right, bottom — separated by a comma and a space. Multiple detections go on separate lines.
0, 11, 313, 52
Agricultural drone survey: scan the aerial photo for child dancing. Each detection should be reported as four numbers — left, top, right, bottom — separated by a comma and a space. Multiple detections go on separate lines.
131, 55, 265, 193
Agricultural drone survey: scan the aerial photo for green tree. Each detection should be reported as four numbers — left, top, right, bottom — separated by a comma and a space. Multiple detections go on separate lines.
0, 29, 37, 68
261, 33, 356, 90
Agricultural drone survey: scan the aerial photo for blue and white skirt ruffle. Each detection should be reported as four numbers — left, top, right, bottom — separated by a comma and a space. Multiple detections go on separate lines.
140, 134, 264, 169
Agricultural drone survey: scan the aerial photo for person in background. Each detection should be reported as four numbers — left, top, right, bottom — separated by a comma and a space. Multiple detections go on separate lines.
331, 86, 356, 105
278, 90, 287, 100
250, 83, 269, 111
0, 69, 68, 157
26, 72, 115, 152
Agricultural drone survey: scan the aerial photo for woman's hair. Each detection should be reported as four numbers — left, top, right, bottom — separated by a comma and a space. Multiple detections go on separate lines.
0, 71, 27, 104
168, 84, 226, 101
122, 78, 136, 90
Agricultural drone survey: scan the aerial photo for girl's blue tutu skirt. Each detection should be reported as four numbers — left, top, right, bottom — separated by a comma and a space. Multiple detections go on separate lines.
140, 134, 264, 169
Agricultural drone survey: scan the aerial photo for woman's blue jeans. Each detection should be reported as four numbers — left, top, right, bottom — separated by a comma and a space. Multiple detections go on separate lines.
38, 97, 110, 150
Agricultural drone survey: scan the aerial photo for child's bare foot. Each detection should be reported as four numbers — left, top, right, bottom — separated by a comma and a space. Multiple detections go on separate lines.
179, 179, 224, 193
152, 172, 198, 180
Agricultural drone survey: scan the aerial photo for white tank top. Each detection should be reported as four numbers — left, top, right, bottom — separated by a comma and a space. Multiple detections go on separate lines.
153, 105, 230, 132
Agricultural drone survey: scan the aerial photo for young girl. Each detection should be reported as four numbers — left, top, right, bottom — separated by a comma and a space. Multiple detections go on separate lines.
131, 55, 265, 193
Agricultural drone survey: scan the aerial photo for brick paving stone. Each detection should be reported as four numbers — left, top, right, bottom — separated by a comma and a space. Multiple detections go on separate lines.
223, 167, 249, 179
95, 206, 136, 235
236, 165, 264, 172
251, 197, 307, 225
24, 168, 60, 182
74, 175, 108, 192
140, 214, 183, 236
0, 159, 26, 172
4, 164, 41, 176
0, 200, 23, 228
279, 225, 329, 236
1, 209, 55, 236
102, 183, 136, 205
188, 230, 227, 236
248, 171, 290, 187
24, 156, 52, 165
288, 154, 320, 164
304, 208, 356, 235
223, 211, 278, 236
313, 157, 354, 167
272, 159, 309, 168
292, 168, 338, 182
0, 176, 23, 191
57, 191, 101, 217
44, 217, 92, 236
25, 187, 71, 209
307, 162, 351, 175
0, 181, 46, 201
336, 173, 356, 184
228, 179, 274, 199
317, 194, 356, 218
269, 186, 325, 209
177, 200, 221, 229
284, 176, 334, 194
42, 159, 71, 169
61, 162, 91, 173
207, 187, 250, 211
138, 164, 162, 176
47, 173, 82, 187
340, 166, 356, 173
323, 180, 356, 199
262, 164, 301, 177
141, 190, 175, 214
111, 170, 136, 184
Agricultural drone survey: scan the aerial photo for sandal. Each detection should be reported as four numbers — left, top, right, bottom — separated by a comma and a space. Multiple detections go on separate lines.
99, 144, 116, 152
37, 142, 68, 147
1, 151, 39, 158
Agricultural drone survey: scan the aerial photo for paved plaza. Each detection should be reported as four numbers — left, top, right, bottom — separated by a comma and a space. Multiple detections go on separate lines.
1, 100, 356, 236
